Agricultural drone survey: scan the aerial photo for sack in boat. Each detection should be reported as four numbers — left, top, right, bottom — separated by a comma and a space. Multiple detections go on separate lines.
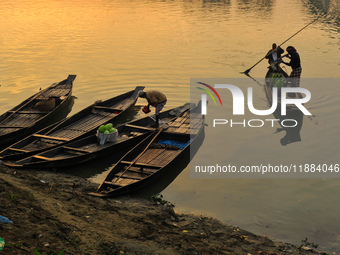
34, 98, 56, 111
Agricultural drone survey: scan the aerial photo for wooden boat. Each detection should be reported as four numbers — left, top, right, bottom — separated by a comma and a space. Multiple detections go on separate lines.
0, 75, 75, 148
0, 86, 144, 161
265, 64, 302, 111
2, 103, 194, 169
88, 103, 204, 198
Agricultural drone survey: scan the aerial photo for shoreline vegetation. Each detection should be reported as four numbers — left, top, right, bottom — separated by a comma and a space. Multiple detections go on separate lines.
0, 165, 327, 255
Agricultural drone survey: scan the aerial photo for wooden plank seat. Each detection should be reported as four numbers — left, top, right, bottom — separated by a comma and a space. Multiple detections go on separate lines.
103, 181, 124, 188
118, 168, 152, 176
121, 167, 155, 175
33, 155, 54, 161
7, 148, 30, 153
93, 106, 123, 113
8, 111, 49, 114
114, 174, 144, 180
0, 126, 27, 128
62, 146, 92, 154
120, 161, 162, 169
124, 124, 154, 131
32, 134, 70, 142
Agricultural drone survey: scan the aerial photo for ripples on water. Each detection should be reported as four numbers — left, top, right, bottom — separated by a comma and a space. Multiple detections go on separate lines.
0, 0, 340, 252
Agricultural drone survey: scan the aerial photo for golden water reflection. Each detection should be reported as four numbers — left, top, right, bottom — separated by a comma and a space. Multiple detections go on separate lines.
0, 0, 339, 253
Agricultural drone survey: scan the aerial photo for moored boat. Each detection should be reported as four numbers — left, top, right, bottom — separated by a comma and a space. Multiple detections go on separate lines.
2, 103, 194, 169
0, 75, 75, 148
0, 86, 144, 161
88, 103, 204, 198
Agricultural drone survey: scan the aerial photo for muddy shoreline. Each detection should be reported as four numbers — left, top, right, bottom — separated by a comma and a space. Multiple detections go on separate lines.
0, 165, 327, 254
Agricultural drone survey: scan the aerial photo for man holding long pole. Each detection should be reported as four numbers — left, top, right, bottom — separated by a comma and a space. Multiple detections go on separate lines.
281, 46, 302, 87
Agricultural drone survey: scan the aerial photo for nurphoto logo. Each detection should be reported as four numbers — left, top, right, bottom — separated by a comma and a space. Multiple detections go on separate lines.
197, 83, 311, 116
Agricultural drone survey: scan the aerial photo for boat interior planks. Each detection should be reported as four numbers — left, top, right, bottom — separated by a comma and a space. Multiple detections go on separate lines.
89, 102, 205, 197
0, 86, 144, 160
0, 75, 75, 147
0, 79, 74, 130
1, 102, 197, 169
165, 111, 192, 134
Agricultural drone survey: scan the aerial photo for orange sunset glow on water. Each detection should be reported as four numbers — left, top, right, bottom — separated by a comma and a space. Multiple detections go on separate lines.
0, 0, 340, 252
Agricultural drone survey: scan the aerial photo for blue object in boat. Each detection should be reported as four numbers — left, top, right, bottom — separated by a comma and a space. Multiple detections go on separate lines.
157, 139, 189, 149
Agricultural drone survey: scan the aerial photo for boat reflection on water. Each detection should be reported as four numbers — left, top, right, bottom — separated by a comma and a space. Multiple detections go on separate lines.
273, 108, 304, 146
264, 64, 304, 146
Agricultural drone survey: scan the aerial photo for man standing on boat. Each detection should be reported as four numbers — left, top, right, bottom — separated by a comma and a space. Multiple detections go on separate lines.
281, 46, 302, 87
138, 90, 167, 128
265, 43, 284, 70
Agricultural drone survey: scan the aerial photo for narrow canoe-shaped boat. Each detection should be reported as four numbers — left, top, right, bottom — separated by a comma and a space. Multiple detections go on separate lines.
0, 86, 144, 161
265, 64, 303, 111
0, 75, 75, 148
3, 103, 194, 169
89, 103, 204, 198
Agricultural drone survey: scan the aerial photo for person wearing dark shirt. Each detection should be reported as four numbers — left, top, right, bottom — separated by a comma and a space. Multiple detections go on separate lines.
282, 46, 302, 87
265, 43, 284, 70
138, 90, 167, 128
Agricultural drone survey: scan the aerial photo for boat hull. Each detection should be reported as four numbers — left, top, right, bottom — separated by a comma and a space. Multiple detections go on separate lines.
0, 86, 144, 161
89, 103, 204, 198
3, 103, 195, 169
0, 75, 75, 149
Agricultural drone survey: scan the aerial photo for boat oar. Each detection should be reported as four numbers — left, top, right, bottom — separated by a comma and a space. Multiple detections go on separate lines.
245, 72, 265, 87
278, 15, 321, 48
114, 128, 163, 183
242, 57, 267, 76
241, 15, 321, 75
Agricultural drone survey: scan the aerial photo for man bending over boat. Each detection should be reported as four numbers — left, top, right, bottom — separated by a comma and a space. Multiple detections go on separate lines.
139, 90, 167, 128
281, 46, 302, 87
265, 43, 284, 71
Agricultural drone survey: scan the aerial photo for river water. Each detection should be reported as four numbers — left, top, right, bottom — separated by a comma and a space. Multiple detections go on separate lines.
0, 0, 339, 252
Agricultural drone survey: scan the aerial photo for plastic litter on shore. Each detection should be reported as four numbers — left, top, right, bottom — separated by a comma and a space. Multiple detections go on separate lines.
0, 215, 13, 224
0, 237, 5, 251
